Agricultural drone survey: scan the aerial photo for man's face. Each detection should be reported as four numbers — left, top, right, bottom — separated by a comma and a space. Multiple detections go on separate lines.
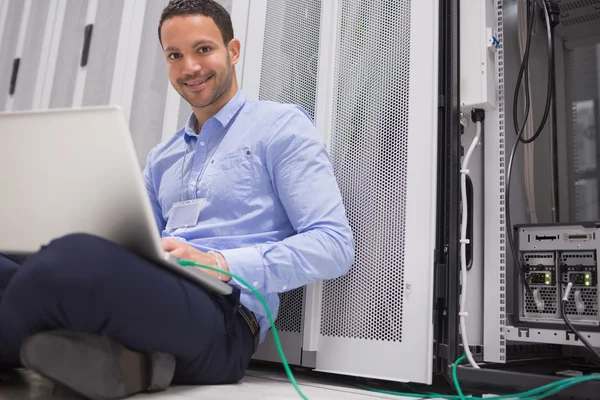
160, 15, 239, 109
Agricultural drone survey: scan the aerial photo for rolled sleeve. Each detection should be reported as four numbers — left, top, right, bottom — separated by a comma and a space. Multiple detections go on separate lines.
220, 246, 266, 293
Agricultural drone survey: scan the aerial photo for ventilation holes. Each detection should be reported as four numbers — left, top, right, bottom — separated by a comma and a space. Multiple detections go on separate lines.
558, 0, 600, 13
253, 0, 322, 335
563, 288, 599, 317
274, 288, 304, 333
497, 0, 506, 362
128, 0, 169, 165
49, 0, 89, 109
524, 286, 558, 315
257, 0, 321, 120
319, 0, 411, 343
0, 0, 25, 109
82, 1, 124, 107
562, 10, 600, 26
12, 2, 50, 110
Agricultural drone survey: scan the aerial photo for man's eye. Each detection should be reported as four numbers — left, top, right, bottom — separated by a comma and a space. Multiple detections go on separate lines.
168, 53, 181, 60
198, 47, 211, 53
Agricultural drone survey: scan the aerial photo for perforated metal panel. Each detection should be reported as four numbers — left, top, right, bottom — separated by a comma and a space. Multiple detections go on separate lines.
256, 0, 322, 338
314, 0, 438, 383
258, 1, 321, 120
49, 0, 88, 109
251, 0, 323, 366
0, 0, 25, 110
319, 0, 411, 343
524, 287, 558, 315
12, 1, 50, 111
177, 97, 193, 130
563, 288, 599, 317
81, 1, 124, 107
275, 288, 304, 333
128, 1, 170, 165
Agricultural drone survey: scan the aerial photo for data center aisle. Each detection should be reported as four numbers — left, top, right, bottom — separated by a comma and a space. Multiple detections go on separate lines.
0, 367, 441, 400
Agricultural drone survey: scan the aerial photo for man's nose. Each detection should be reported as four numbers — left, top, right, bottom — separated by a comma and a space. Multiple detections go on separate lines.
182, 56, 201, 76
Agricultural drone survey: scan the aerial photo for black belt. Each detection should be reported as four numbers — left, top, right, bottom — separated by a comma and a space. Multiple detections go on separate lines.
237, 304, 260, 354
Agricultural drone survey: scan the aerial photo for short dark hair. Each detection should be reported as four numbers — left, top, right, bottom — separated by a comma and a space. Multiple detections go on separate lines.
158, 0, 234, 46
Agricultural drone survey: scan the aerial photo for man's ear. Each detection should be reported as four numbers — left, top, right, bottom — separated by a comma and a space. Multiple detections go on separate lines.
228, 38, 241, 65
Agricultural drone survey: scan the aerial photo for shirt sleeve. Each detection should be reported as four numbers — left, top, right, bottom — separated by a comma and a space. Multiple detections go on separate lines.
142, 149, 166, 233
220, 106, 355, 294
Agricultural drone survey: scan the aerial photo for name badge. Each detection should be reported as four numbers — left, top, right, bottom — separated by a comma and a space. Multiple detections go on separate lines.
166, 198, 205, 230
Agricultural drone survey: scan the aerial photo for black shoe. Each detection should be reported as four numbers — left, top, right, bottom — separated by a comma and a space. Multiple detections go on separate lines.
19, 330, 176, 400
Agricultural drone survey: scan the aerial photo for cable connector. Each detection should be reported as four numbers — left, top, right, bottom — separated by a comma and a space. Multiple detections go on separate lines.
544, 0, 560, 29
471, 108, 485, 123
563, 282, 573, 302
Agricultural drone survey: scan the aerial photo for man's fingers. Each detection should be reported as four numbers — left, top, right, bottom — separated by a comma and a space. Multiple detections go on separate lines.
169, 248, 188, 260
161, 238, 182, 252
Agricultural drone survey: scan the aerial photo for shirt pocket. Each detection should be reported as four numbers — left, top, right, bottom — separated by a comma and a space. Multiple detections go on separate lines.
203, 147, 255, 208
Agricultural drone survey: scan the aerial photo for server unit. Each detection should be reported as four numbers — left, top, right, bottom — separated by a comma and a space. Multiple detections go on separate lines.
514, 223, 600, 330
454, 0, 600, 398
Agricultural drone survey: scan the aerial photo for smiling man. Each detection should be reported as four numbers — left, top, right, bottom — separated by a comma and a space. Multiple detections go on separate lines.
0, 0, 354, 399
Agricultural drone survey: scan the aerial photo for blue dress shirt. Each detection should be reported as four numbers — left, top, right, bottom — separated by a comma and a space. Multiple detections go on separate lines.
142, 89, 355, 342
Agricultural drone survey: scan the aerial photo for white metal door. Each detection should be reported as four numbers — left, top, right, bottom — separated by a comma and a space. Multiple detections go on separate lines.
76, 0, 127, 108
42, 0, 89, 109
9, 0, 57, 112
0, 0, 26, 111
250, 0, 323, 366
312, 0, 439, 384
122, 0, 170, 166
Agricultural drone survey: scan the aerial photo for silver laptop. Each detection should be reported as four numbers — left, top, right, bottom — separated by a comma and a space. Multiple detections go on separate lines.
0, 106, 232, 296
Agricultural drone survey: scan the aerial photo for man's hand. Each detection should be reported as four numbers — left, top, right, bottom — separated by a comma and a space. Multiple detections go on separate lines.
162, 238, 231, 282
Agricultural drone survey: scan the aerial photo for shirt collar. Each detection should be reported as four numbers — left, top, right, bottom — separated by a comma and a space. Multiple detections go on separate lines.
183, 89, 247, 139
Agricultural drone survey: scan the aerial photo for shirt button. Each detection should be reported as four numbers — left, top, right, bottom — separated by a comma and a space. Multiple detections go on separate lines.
200, 141, 205, 146
253, 281, 259, 287
282, 285, 287, 291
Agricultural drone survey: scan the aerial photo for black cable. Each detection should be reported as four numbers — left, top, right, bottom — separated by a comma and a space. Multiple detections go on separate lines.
507, 0, 539, 297
512, 0, 555, 144
561, 283, 600, 363
507, 0, 558, 297
548, 2, 560, 222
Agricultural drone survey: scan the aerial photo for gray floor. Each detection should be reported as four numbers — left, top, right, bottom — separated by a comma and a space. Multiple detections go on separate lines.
0, 368, 446, 400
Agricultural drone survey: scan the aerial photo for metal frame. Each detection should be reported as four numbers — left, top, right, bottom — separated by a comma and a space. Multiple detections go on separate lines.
301, 0, 341, 366
432, 0, 462, 376
481, 0, 507, 364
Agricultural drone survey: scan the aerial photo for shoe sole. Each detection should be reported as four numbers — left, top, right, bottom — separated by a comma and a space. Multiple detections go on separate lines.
20, 331, 148, 400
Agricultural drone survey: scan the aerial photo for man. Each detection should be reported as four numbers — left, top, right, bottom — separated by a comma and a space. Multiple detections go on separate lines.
0, 0, 354, 398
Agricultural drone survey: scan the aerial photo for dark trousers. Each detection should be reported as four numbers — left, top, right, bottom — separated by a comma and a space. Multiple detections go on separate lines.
0, 234, 254, 384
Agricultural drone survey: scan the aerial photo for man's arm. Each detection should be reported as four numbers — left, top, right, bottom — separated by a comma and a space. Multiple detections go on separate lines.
142, 150, 166, 233
220, 106, 355, 294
